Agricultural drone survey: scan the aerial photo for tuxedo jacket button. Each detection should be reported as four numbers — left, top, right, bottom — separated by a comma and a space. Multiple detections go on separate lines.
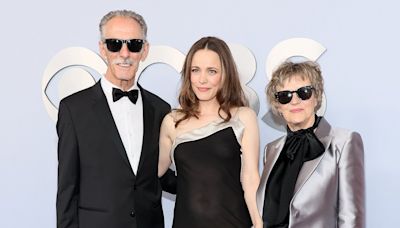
130, 211, 136, 217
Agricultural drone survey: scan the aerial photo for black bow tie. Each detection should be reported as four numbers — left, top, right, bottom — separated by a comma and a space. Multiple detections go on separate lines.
112, 88, 139, 104
284, 115, 325, 161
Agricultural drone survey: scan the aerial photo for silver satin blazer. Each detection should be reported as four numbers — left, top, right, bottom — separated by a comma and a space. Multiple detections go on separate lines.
256, 118, 365, 228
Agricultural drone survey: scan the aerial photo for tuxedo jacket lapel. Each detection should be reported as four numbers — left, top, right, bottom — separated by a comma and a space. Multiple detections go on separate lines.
91, 82, 134, 173
136, 85, 155, 175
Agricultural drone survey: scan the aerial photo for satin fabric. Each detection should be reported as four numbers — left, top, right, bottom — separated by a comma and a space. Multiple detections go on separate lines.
257, 118, 365, 228
262, 116, 325, 227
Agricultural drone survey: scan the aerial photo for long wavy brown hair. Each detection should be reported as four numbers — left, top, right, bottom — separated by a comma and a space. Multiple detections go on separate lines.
175, 36, 248, 127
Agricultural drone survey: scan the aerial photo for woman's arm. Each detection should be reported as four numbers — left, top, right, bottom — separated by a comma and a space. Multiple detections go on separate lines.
239, 107, 263, 228
158, 113, 175, 177
338, 131, 365, 228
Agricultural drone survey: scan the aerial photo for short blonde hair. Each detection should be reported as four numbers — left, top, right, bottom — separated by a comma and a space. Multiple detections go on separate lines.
266, 61, 324, 115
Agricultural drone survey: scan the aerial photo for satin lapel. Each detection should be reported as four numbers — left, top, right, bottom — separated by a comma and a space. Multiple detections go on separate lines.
136, 86, 155, 175
293, 118, 333, 194
91, 82, 133, 172
257, 137, 286, 213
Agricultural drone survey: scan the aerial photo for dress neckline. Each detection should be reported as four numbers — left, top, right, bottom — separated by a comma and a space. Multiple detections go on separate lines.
173, 107, 243, 141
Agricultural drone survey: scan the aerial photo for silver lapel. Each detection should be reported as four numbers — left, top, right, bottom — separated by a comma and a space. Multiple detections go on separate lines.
293, 118, 333, 194
257, 136, 286, 213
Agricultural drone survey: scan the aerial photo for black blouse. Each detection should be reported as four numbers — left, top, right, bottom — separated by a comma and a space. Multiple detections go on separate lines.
262, 116, 325, 228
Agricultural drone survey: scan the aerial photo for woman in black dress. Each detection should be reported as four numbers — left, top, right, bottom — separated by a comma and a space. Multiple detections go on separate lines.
158, 36, 262, 228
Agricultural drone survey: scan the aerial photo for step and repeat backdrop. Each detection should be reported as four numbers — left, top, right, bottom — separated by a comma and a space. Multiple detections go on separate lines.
1, 0, 399, 227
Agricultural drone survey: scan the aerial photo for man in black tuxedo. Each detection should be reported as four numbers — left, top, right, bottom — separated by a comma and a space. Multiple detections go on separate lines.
56, 10, 176, 228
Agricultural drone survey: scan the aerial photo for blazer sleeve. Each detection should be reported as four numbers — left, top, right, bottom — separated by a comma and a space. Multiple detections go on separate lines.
160, 168, 177, 194
337, 131, 365, 228
56, 100, 80, 228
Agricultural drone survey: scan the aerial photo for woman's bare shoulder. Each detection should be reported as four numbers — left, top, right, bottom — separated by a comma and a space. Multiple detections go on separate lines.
235, 106, 257, 122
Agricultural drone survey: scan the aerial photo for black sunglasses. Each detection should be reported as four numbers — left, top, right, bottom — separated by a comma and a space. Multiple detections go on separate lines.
275, 86, 314, 104
104, 39, 145, 53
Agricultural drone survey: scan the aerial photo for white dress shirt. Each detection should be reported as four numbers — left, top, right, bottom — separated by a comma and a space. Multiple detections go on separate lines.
101, 77, 144, 174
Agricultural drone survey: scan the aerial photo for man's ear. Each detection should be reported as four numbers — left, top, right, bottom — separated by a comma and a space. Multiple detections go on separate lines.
99, 40, 107, 60
140, 42, 150, 62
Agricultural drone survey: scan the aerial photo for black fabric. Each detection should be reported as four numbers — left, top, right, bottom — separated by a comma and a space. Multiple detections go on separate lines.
262, 116, 325, 228
112, 87, 139, 104
56, 82, 172, 228
173, 127, 252, 228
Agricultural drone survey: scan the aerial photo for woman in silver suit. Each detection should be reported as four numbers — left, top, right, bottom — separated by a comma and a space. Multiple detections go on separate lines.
257, 61, 365, 228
